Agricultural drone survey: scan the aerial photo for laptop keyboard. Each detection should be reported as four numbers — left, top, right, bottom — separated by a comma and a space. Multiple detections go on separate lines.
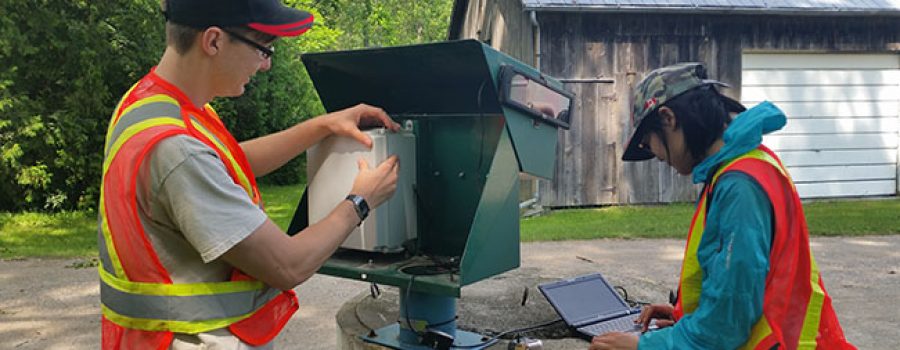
577, 313, 641, 336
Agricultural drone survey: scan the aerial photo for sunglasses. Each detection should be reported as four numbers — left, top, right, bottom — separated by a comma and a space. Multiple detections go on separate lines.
223, 29, 274, 59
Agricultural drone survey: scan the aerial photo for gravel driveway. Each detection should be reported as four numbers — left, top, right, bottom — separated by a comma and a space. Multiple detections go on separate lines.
1, 236, 898, 349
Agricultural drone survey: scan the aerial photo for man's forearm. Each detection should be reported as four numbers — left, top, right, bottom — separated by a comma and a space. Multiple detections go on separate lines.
282, 201, 361, 284
222, 200, 360, 290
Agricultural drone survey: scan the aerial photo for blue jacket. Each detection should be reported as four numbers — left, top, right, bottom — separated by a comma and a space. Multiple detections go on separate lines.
638, 101, 787, 349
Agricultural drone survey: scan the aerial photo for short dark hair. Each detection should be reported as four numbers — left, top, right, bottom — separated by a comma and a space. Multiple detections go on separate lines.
160, 1, 278, 54
164, 23, 276, 55
165, 22, 201, 54
640, 85, 737, 166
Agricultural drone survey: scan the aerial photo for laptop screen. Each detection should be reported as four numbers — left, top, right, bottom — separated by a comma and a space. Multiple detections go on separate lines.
539, 273, 631, 326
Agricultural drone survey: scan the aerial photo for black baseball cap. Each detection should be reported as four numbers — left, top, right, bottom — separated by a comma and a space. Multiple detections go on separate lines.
164, 0, 314, 37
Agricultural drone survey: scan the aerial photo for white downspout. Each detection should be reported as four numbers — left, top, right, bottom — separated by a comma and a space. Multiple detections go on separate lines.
520, 10, 542, 213
530, 10, 541, 72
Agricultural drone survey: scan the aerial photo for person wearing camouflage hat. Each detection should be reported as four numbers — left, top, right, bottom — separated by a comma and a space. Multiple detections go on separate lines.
622, 62, 743, 164
591, 63, 855, 350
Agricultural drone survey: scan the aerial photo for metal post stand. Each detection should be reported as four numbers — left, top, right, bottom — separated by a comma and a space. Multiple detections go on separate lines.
362, 289, 495, 349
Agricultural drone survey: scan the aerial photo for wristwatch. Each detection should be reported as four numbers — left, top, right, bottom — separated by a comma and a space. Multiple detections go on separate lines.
345, 194, 369, 225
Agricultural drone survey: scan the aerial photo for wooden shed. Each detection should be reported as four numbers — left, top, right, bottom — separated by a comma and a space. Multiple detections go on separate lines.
449, 0, 900, 207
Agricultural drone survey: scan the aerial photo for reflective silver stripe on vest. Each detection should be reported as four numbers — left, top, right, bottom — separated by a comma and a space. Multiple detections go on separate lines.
105, 101, 183, 156
99, 98, 280, 323
100, 100, 183, 276
100, 279, 282, 322
97, 215, 115, 275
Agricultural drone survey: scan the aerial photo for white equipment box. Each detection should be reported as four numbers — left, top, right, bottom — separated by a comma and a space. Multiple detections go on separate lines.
307, 128, 417, 252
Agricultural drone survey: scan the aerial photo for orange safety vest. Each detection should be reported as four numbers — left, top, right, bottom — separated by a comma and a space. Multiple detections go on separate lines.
98, 69, 298, 349
673, 145, 854, 350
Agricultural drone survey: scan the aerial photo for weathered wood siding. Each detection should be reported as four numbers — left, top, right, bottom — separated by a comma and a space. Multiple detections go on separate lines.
457, 0, 534, 65
455, 6, 900, 206
455, 0, 542, 204
538, 13, 900, 206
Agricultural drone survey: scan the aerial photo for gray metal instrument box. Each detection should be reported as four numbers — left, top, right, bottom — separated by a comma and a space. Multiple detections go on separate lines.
307, 128, 417, 252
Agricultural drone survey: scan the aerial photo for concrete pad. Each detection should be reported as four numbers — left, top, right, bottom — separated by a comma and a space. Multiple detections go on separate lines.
0, 236, 897, 349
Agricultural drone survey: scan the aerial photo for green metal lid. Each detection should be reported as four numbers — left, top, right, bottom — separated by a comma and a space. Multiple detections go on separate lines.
303, 39, 502, 116
302, 39, 567, 179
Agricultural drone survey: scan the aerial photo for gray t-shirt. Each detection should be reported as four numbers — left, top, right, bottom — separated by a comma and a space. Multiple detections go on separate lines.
136, 134, 271, 349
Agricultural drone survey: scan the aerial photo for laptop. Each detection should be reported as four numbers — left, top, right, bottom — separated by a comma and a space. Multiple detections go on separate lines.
538, 273, 644, 339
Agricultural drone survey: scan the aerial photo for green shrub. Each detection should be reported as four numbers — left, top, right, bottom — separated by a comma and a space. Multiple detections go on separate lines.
0, 0, 451, 212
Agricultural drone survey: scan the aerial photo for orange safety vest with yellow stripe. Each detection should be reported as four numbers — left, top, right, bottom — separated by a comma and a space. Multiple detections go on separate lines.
98, 70, 298, 349
673, 145, 854, 350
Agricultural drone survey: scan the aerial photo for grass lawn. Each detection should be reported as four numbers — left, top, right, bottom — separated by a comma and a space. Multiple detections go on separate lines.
1, 182, 898, 259
0, 211, 98, 259
521, 198, 900, 241
521, 204, 696, 241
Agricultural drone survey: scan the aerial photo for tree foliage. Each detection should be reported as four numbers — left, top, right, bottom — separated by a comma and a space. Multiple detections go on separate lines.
1, 1, 164, 211
0, 0, 452, 212
306, 0, 453, 49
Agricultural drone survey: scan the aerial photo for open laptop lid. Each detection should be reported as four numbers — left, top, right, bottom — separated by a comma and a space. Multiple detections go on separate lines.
538, 273, 632, 328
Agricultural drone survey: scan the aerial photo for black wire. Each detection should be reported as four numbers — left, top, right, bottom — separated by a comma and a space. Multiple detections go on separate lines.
354, 300, 377, 337
412, 186, 429, 254
451, 318, 564, 349
370, 282, 381, 299
399, 261, 561, 348
475, 79, 487, 178
355, 283, 383, 338
428, 315, 459, 329
615, 285, 651, 307
401, 263, 461, 338
615, 286, 629, 304
404, 274, 419, 336
398, 258, 459, 276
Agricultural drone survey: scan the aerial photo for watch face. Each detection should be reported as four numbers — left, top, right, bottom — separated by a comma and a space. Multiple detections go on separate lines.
358, 197, 369, 213
347, 194, 368, 221
357, 197, 369, 219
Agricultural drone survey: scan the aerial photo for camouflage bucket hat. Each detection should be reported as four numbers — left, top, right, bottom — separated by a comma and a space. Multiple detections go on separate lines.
622, 62, 729, 161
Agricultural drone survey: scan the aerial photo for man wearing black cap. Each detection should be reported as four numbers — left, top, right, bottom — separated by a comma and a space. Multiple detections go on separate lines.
97, 1, 400, 349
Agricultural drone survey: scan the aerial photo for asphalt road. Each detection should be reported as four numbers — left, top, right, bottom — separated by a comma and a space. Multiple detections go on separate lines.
1, 236, 898, 349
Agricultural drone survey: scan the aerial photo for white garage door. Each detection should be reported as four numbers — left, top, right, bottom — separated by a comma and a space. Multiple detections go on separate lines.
742, 53, 900, 198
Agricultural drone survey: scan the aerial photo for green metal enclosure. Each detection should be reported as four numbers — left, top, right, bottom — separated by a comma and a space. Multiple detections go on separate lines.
302, 39, 570, 297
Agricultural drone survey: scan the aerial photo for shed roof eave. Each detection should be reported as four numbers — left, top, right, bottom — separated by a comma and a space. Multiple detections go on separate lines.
522, 6, 900, 17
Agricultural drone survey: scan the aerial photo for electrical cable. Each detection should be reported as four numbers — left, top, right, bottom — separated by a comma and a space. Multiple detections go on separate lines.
451, 318, 565, 349
404, 274, 418, 335
615, 285, 629, 304
354, 299, 377, 338
370, 282, 381, 299
354, 282, 384, 338
475, 78, 487, 180
400, 261, 562, 349
615, 285, 651, 307
401, 262, 461, 338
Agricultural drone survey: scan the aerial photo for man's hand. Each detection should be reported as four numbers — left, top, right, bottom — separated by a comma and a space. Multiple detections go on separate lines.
325, 103, 401, 148
528, 101, 557, 118
350, 155, 399, 209
636, 304, 676, 332
589, 332, 638, 350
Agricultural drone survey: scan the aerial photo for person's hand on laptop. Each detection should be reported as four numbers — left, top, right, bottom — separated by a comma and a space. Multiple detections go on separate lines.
636, 303, 676, 332
589, 332, 638, 350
